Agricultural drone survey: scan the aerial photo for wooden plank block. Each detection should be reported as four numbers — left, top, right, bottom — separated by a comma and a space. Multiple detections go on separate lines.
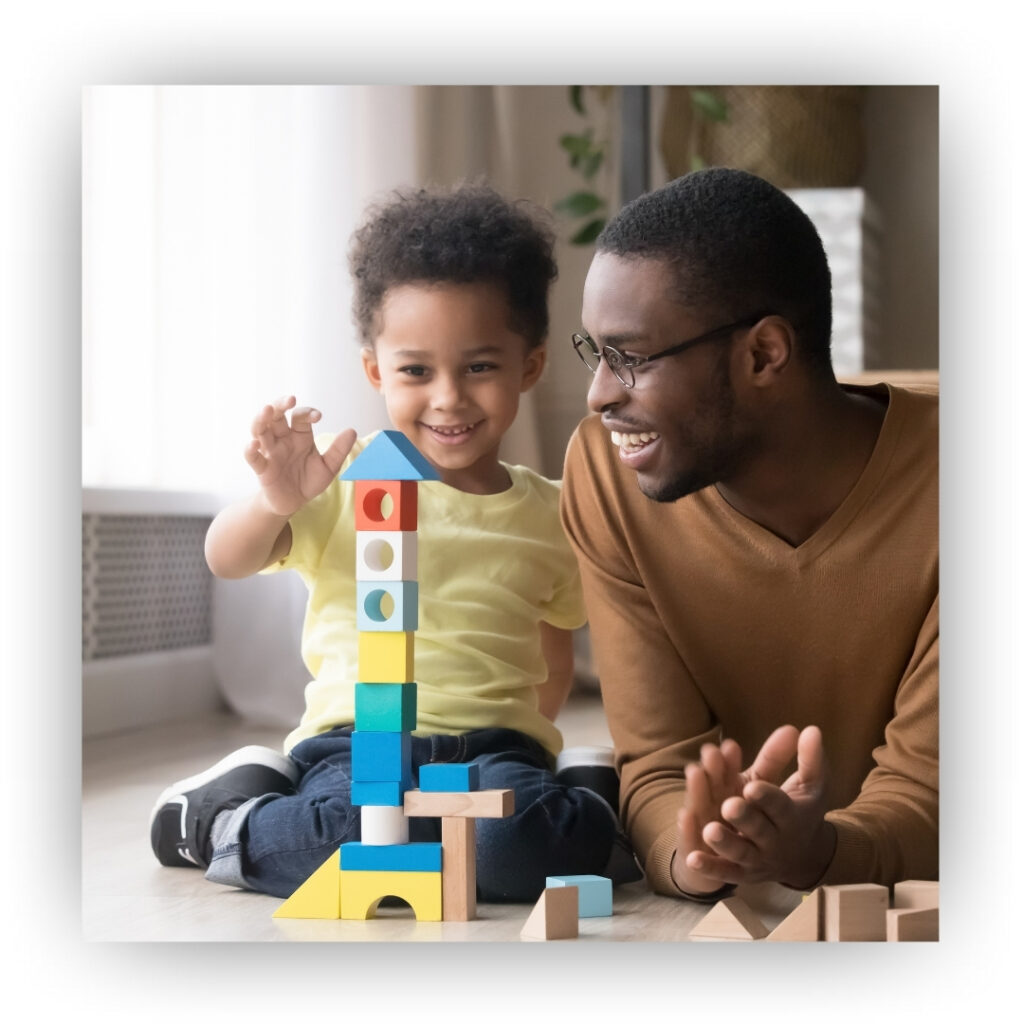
404, 788, 514, 819
520, 886, 579, 940
886, 906, 939, 942
340, 841, 442, 873
823, 883, 888, 941
893, 879, 939, 911
441, 816, 476, 922
689, 896, 769, 940
419, 762, 480, 792
765, 888, 822, 941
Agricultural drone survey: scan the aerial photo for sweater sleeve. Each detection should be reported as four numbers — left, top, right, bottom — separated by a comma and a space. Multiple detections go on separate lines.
820, 594, 939, 885
560, 422, 719, 896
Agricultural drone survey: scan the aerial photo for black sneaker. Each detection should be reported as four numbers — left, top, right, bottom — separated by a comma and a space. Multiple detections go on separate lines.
555, 745, 620, 817
149, 745, 299, 869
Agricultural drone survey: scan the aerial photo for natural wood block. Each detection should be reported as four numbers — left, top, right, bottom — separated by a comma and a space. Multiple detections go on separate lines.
521, 885, 579, 940
765, 888, 823, 942
441, 816, 476, 922
404, 788, 514, 819
688, 896, 769, 940
886, 906, 939, 941
893, 879, 939, 911
823, 883, 888, 941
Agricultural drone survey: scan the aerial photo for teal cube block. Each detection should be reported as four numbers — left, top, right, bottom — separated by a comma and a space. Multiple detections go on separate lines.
418, 762, 480, 792
352, 730, 412, 786
357, 580, 418, 632
546, 874, 613, 917
355, 683, 417, 732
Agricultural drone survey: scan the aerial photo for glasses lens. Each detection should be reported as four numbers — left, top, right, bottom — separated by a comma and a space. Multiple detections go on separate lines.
604, 347, 634, 389
573, 334, 601, 373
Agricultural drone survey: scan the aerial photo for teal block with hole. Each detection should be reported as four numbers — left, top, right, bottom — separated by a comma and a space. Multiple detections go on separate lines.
418, 762, 480, 792
357, 581, 418, 632
352, 730, 412, 786
355, 683, 417, 732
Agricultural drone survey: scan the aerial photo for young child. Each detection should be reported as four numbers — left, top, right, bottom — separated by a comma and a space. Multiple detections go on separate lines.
148, 183, 641, 902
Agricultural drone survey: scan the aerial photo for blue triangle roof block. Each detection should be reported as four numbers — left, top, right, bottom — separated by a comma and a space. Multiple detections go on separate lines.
340, 430, 440, 482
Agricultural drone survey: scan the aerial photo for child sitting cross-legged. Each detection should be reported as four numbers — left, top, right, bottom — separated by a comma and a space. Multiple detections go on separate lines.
148, 183, 642, 902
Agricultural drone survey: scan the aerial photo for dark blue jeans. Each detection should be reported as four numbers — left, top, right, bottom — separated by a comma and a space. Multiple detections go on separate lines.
205, 726, 618, 902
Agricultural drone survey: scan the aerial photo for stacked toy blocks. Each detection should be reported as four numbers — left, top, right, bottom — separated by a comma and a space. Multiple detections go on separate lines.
273, 431, 514, 925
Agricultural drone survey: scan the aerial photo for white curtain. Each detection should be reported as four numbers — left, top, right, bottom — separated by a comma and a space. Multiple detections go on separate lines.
82, 85, 424, 499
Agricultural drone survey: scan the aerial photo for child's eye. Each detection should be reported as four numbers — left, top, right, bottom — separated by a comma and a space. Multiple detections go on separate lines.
466, 362, 498, 375
398, 365, 429, 378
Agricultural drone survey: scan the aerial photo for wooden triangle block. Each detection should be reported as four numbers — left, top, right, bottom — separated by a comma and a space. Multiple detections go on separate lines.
272, 850, 341, 919
766, 888, 822, 941
520, 885, 579, 940
689, 896, 769, 940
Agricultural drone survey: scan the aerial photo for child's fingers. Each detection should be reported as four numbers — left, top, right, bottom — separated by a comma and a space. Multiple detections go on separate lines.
288, 406, 322, 433
321, 428, 357, 477
243, 439, 268, 474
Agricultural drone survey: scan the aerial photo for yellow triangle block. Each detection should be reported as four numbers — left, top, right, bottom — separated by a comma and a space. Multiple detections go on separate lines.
272, 850, 341, 919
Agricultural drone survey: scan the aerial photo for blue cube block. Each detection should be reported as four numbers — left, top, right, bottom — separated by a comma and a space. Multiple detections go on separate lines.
340, 842, 442, 873
355, 683, 417, 732
546, 874, 613, 918
351, 781, 408, 807
352, 730, 412, 785
418, 762, 480, 792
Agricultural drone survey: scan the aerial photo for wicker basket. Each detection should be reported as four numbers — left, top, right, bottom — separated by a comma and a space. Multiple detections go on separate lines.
660, 86, 866, 188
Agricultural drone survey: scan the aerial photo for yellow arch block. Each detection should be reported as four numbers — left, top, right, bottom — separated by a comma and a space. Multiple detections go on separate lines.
272, 850, 341, 919
340, 869, 442, 922
358, 631, 415, 683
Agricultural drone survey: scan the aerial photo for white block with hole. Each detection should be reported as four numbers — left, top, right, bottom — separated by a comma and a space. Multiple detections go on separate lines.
356, 530, 418, 582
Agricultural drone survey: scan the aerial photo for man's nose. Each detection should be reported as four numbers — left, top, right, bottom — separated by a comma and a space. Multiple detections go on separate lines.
587, 358, 624, 414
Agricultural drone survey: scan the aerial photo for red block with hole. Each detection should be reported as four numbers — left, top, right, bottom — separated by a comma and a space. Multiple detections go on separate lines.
354, 479, 418, 532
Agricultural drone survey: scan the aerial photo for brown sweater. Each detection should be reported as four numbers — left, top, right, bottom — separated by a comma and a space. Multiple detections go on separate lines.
560, 384, 938, 896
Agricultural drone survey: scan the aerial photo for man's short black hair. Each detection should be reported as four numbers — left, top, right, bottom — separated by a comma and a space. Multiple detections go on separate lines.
597, 168, 834, 377
349, 182, 558, 349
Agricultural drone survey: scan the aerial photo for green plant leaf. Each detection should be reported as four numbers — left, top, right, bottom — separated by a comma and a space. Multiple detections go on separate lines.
690, 89, 729, 123
554, 190, 606, 217
581, 149, 605, 180
569, 85, 585, 116
570, 218, 606, 245
559, 131, 594, 159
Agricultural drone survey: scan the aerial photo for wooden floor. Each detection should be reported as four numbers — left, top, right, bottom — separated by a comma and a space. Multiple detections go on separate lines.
82, 688, 801, 942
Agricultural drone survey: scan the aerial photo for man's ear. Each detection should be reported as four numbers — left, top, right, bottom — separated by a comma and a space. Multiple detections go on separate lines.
361, 346, 383, 392
520, 344, 547, 392
745, 316, 793, 383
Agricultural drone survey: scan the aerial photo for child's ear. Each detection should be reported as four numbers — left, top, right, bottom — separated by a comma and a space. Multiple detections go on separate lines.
361, 346, 383, 392
520, 344, 547, 392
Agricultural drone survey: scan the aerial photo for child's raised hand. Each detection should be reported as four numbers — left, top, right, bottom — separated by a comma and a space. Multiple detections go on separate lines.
244, 396, 356, 517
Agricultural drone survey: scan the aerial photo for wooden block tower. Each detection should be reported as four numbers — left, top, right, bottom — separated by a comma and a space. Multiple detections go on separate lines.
273, 430, 513, 924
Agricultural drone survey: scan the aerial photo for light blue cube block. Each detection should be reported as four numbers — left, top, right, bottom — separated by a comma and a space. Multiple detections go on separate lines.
357, 580, 418, 632
546, 874, 613, 918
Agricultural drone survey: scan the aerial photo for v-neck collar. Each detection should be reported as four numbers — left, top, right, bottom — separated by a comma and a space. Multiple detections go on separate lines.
704, 384, 905, 568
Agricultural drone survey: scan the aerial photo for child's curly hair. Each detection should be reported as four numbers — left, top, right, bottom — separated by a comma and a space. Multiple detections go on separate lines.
349, 181, 558, 349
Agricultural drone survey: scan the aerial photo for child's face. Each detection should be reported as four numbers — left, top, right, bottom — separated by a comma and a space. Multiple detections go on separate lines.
361, 281, 546, 494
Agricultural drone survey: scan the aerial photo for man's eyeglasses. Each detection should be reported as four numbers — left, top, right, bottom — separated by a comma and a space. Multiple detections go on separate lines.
572, 313, 770, 389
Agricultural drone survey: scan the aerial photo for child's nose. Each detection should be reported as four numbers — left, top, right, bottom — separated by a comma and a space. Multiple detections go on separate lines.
430, 373, 464, 409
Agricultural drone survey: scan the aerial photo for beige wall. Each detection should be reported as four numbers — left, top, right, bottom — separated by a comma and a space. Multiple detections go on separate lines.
416, 85, 939, 479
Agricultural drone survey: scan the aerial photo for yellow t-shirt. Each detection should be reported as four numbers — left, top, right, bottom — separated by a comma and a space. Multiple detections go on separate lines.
265, 434, 587, 757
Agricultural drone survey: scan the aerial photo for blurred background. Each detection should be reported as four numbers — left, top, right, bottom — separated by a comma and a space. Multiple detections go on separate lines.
81, 84, 938, 737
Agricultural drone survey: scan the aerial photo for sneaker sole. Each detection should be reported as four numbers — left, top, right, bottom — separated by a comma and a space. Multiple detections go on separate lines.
148, 744, 299, 828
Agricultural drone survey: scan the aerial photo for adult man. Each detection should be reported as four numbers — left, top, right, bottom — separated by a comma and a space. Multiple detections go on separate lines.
560, 168, 937, 901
